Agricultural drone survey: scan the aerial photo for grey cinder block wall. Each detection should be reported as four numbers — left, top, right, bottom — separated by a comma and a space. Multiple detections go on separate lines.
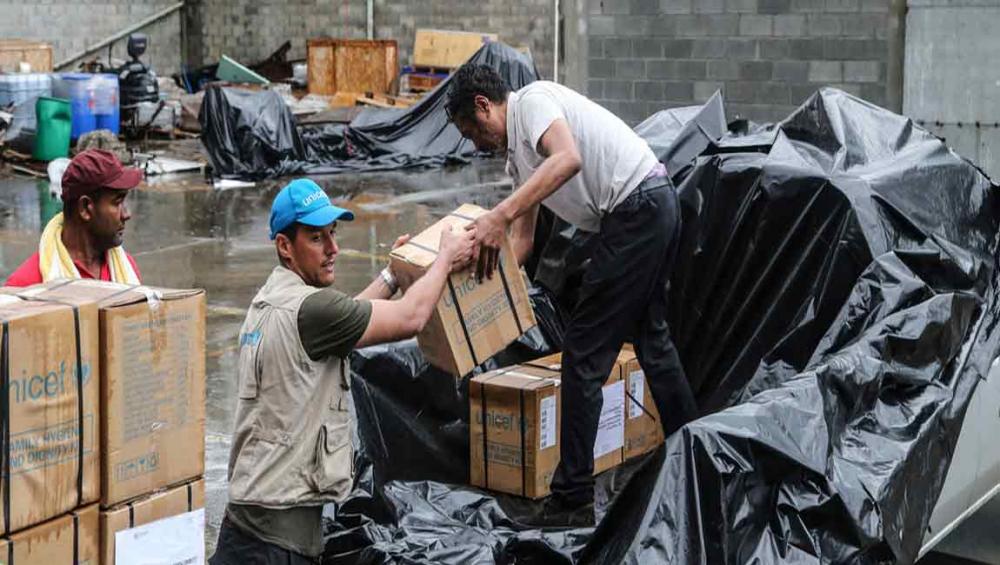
184, 0, 555, 80
2, 0, 900, 129
585, 0, 897, 125
0, 1, 182, 76
1, 0, 554, 81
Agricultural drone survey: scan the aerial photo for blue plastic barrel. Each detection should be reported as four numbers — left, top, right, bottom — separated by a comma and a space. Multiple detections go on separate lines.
93, 74, 120, 134
53, 73, 97, 139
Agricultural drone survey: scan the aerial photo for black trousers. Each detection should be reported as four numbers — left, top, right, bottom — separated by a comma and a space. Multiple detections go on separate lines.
210, 517, 318, 565
550, 175, 698, 504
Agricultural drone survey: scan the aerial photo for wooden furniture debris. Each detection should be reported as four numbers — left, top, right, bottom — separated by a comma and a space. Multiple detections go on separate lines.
413, 30, 497, 69
0, 40, 53, 73
307, 39, 398, 97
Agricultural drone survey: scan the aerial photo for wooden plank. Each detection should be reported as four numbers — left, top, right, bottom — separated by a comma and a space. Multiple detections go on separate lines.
355, 96, 395, 109
404, 73, 446, 93
306, 39, 398, 96
413, 29, 497, 69
0, 40, 53, 72
355, 93, 415, 108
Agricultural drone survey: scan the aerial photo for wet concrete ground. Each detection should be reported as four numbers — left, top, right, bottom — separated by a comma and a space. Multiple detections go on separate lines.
0, 158, 511, 557
1, 156, 998, 563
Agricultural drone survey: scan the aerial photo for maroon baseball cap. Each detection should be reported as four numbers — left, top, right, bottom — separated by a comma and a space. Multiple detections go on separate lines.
61, 149, 143, 200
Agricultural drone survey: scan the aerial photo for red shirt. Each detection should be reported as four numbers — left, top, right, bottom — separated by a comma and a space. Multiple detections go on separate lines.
4, 251, 142, 287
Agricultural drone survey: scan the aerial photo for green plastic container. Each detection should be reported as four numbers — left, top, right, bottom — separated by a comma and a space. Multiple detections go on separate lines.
33, 96, 72, 161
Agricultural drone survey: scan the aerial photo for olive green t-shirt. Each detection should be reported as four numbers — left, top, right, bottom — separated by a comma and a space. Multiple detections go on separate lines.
228, 287, 371, 557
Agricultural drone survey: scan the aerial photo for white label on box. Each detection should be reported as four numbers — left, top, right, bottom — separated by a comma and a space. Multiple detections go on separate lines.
115, 508, 205, 565
539, 394, 557, 450
628, 370, 645, 419
594, 380, 625, 458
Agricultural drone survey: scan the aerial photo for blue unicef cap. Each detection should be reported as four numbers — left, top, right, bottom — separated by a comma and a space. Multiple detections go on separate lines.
269, 179, 355, 240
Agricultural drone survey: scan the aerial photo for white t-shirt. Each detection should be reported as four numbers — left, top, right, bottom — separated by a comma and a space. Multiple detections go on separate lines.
505, 81, 658, 232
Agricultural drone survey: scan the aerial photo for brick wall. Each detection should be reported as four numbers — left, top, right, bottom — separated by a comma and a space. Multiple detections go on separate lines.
0, 1, 182, 76
1, 1, 555, 83
186, 0, 556, 80
374, 0, 555, 79
586, 0, 894, 125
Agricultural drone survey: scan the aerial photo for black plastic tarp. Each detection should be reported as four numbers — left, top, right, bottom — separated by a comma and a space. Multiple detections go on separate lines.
199, 42, 538, 178
323, 88, 1000, 564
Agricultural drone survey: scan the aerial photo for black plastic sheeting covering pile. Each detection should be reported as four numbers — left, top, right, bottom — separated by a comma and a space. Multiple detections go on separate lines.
198, 42, 538, 178
320, 88, 1000, 564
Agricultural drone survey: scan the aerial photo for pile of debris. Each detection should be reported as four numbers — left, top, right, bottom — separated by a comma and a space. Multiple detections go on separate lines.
322, 88, 1000, 564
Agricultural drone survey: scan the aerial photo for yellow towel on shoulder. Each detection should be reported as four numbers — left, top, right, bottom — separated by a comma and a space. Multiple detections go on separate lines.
38, 212, 140, 284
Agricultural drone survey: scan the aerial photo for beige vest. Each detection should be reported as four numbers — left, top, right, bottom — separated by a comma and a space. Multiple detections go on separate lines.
227, 266, 353, 508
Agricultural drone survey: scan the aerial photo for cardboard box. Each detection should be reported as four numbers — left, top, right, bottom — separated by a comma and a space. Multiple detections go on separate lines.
0, 504, 99, 564
470, 365, 561, 499
23, 280, 207, 507
390, 205, 536, 377
413, 29, 498, 69
619, 349, 666, 460
0, 293, 100, 534
526, 353, 625, 474
469, 356, 630, 498
101, 478, 205, 565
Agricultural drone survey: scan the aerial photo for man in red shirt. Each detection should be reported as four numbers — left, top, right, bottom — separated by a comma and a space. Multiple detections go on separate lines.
5, 149, 142, 287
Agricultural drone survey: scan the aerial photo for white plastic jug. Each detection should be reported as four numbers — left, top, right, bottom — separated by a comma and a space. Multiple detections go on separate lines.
47, 157, 71, 200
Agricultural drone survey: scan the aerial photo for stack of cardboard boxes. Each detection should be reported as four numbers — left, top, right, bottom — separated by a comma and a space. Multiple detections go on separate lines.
470, 347, 666, 498
397, 205, 666, 498
0, 280, 206, 563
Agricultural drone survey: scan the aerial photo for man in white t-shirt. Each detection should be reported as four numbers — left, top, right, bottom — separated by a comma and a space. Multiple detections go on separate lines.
446, 65, 699, 525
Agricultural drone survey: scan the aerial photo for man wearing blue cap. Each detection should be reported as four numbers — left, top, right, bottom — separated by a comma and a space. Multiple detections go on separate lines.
211, 179, 476, 564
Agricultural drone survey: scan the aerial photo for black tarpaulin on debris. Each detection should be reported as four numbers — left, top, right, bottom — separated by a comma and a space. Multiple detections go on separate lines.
199, 42, 538, 178
323, 88, 1000, 564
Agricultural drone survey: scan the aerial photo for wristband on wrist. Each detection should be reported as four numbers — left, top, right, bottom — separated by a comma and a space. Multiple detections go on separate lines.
379, 267, 399, 294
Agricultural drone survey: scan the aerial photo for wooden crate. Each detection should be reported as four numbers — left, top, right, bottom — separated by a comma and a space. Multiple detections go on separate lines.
413, 29, 497, 69
403, 71, 447, 93
0, 40, 52, 73
307, 39, 398, 96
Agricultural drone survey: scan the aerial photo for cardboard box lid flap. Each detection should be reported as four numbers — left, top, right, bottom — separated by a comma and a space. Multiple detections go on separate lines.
41, 280, 205, 307
0, 296, 71, 320
472, 365, 561, 391
391, 204, 487, 268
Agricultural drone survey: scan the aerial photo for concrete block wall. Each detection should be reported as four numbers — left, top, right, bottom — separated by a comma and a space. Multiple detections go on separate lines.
374, 0, 555, 80
2, 0, 554, 85
186, 0, 369, 72
0, 1, 182, 76
586, 0, 894, 125
186, 0, 556, 81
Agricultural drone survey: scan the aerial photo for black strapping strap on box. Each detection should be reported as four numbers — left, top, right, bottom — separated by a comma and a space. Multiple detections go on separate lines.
399, 239, 481, 368
446, 211, 526, 336
496, 262, 525, 336
624, 388, 657, 422
71, 308, 84, 507
479, 380, 489, 489
187, 482, 193, 511
128, 503, 135, 528
1, 321, 10, 538
518, 389, 527, 497
72, 512, 79, 565
446, 280, 479, 368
